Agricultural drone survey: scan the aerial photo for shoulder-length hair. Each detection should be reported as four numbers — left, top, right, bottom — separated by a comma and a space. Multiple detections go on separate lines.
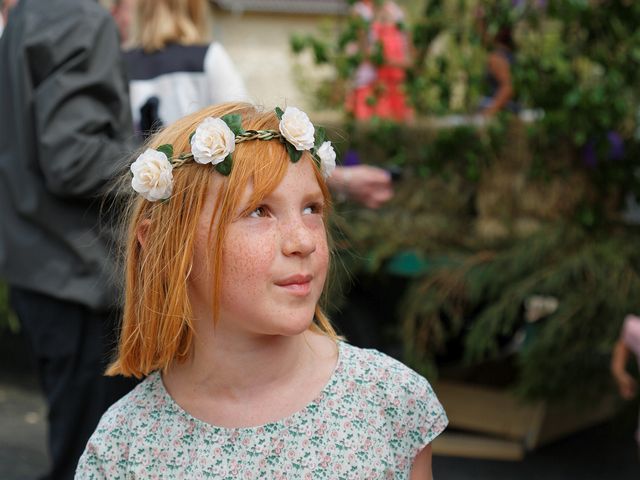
133, 0, 208, 52
107, 102, 337, 378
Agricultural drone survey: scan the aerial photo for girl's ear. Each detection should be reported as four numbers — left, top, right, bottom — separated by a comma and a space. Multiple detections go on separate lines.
136, 219, 152, 249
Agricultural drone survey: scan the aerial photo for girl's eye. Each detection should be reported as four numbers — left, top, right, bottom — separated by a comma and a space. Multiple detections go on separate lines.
303, 203, 323, 215
249, 206, 269, 218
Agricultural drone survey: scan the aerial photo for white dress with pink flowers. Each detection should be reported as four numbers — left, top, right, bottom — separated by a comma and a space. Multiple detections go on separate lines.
76, 341, 448, 479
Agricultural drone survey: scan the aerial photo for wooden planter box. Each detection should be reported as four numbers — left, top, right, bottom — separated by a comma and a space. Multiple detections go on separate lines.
431, 380, 617, 460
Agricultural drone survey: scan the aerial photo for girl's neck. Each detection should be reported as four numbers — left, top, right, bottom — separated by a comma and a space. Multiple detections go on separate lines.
166, 329, 333, 397
161, 330, 338, 429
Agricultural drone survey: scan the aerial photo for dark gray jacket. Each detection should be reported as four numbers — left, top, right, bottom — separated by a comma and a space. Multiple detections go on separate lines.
0, 0, 134, 310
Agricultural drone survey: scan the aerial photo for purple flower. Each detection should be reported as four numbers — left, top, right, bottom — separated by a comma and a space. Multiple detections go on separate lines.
344, 148, 361, 166
607, 131, 624, 161
582, 140, 597, 168
582, 131, 625, 168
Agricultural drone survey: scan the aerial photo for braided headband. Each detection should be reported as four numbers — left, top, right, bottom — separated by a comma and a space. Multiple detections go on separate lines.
131, 106, 337, 202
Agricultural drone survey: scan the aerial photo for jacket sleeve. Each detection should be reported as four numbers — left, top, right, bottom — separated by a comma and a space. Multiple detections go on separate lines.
33, 13, 133, 198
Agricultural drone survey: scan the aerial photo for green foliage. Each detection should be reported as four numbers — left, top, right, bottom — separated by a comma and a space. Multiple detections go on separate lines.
340, 187, 640, 402
472, 226, 640, 401
515, 1, 640, 168
408, 0, 487, 114
221, 114, 245, 135
214, 156, 233, 176
334, 116, 640, 401
294, 1, 640, 402
156, 144, 173, 159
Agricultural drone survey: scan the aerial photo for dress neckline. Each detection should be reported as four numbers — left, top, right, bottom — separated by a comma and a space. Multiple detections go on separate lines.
154, 340, 345, 434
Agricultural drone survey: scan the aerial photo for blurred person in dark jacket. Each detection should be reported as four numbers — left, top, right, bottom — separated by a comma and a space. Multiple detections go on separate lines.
0, 0, 137, 478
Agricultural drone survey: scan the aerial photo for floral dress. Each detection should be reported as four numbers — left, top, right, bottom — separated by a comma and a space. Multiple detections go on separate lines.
76, 342, 448, 479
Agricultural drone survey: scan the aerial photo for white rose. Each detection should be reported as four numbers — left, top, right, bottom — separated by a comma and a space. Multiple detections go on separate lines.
279, 106, 315, 151
190, 116, 236, 165
317, 141, 336, 179
130, 148, 174, 201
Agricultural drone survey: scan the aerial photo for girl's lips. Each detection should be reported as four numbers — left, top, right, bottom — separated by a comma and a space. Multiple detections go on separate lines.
275, 274, 313, 296
278, 281, 312, 295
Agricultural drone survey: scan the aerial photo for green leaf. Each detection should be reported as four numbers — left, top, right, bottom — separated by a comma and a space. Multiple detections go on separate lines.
188, 131, 195, 143
285, 142, 303, 163
290, 34, 307, 54
221, 114, 244, 136
275, 106, 285, 120
312, 40, 329, 64
314, 127, 326, 149
215, 155, 233, 176
157, 144, 174, 159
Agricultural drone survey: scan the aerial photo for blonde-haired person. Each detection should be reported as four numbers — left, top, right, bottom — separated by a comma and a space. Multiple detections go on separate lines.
75, 102, 447, 478
124, 0, 248, 139
125, 0, 393, 210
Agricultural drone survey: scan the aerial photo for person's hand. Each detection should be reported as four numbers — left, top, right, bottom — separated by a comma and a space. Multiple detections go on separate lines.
329, 165, 394, 209
611, 337, 638, 400
614, 369, 638, 400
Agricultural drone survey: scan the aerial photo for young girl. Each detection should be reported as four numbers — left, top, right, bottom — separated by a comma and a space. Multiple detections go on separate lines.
76, 102, 448, 478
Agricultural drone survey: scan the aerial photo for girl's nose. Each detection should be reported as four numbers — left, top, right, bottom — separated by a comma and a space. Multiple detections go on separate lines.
281, 216, 316, 257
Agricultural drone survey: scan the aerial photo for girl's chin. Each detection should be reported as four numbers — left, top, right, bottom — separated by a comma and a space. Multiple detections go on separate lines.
274, 319, 316, 338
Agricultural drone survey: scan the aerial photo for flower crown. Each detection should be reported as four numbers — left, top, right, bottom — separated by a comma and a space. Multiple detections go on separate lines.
131, 106, 337, 202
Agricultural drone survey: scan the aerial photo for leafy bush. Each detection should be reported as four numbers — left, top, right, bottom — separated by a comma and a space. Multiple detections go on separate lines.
303, 1, 640, 403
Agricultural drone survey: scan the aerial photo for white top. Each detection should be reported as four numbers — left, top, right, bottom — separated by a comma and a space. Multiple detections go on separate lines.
126, 42, 248, 130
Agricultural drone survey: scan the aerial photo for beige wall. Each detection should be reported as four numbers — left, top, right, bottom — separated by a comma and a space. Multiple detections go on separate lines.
209, 10, 339, 112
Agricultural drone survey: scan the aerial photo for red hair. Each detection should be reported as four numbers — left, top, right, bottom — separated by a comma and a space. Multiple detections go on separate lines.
107, 103, 337, 378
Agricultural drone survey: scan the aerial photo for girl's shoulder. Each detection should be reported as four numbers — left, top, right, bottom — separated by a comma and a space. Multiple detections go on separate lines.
76, 373, 166, 469
101, 372, 163, 420
339, 342, 444, 410
336, 342, 448, 457
83, 372, 166, 444
340, 342, 428, 387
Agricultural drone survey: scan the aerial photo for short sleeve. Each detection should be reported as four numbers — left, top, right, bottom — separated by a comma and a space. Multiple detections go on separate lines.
399, 374, 448, 460
372, 351, 449, 470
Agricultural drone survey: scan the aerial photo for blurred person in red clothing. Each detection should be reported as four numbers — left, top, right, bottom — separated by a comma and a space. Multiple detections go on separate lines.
346, 0, 413, 122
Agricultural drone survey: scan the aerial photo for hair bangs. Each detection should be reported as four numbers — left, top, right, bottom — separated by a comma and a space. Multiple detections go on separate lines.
232, 139, 292, 214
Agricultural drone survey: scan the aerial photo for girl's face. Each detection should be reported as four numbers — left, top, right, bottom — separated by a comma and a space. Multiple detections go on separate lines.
190, 158, 329, 338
